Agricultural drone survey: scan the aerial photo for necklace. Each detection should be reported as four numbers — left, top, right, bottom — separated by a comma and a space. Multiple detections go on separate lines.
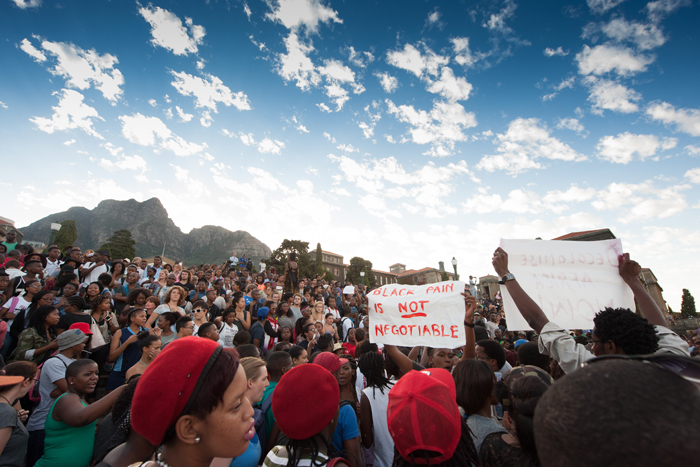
139, 359, 150, 367
157, 453, 174, 467
0, 395, 11, 405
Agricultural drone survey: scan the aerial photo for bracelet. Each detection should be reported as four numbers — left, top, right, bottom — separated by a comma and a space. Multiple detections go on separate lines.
464, 321, 475, 328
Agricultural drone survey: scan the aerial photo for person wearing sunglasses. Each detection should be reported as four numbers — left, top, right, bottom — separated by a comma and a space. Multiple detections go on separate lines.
492, 249, 689, 375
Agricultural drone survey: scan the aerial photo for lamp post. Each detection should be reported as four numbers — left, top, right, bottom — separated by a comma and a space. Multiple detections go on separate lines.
360, 271, 365, 286
49, 223, 61, 245
451, 257, 459, 281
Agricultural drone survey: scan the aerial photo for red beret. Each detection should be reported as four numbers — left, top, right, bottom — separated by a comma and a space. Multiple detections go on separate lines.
272, 364, 339, 440
313, 352, 348, 375
131, 337, 222, 445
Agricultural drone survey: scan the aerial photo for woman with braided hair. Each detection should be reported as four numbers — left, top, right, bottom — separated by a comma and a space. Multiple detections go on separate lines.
479, 365, 553, 467
358, 351, 394, 467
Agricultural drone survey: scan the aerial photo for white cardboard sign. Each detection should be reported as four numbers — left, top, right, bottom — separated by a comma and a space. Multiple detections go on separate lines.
499, 238, 635, 330
368, 281, 467, 348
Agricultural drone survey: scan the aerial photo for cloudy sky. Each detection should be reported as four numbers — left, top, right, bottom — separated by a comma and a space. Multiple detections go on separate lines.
2, 0, 698, 311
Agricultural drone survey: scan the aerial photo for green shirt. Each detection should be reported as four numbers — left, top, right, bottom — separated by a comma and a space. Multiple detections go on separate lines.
34, 394, 96, 467
262, 381, 278, 439
1, 241, 17, 251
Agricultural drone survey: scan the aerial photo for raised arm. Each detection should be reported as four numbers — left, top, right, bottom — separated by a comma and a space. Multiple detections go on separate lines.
460, 293, 477, 361
492, 247, 549, 333
384, 344, 419, 375
617, 253, 666, 327
54, 385, 125, 427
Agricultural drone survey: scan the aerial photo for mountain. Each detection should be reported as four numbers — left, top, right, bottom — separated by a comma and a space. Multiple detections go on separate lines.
18, 198, 272, 266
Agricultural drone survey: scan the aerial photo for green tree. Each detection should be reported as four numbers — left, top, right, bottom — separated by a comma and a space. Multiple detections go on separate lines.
54, 220, 78, 252
315, 243, 324, 276
265, 240, 315, 278
100, 229, 136, 260
681, 289, 697, 317
323, 270, 335, 282
441, 271, 449, 281
345, 256, 377, 287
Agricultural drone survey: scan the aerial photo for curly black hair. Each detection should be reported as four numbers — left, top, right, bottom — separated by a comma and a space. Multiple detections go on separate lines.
593, 308, 659, 355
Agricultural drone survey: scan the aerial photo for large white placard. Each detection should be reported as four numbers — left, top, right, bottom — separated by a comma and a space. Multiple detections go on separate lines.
499, 238, 635, 330
368, 281, 467, 348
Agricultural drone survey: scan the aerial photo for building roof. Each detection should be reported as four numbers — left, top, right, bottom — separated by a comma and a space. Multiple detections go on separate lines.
372, 269, 397, 275
551, 229, 615, 241
398, 267, 435, 276
320, 250, 342, 257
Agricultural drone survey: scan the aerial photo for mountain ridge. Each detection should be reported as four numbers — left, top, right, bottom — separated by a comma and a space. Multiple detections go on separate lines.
18, 198, 272, 266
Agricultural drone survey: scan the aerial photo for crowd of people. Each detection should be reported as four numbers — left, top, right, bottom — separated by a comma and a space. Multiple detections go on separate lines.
0, 232, 699, 467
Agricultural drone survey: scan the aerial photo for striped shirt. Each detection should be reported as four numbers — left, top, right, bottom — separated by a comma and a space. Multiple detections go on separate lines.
263, 446, 329, 467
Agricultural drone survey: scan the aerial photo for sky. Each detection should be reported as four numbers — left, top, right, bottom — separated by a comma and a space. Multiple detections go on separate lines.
1, 0, 699, 312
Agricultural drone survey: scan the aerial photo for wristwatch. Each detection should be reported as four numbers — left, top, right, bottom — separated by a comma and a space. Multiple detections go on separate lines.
498, 273, 515, 285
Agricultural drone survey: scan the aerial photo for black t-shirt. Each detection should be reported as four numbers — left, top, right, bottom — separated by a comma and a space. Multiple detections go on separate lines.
57, 312, 91, 331
175, 281, 195, 292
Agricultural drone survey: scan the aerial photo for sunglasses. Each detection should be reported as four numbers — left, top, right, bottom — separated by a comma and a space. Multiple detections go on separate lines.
585, 354, 700, 386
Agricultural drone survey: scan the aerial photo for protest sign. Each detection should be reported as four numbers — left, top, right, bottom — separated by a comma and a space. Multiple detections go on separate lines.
499, 238, 635, 330
368, 281, 467, 348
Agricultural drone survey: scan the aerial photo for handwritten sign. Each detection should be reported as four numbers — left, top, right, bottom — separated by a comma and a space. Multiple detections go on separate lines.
499, 238, 635, 330
368, 281, 467, 348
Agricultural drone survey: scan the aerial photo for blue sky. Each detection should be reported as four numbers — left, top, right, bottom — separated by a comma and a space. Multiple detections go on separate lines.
1, 0, 699, 311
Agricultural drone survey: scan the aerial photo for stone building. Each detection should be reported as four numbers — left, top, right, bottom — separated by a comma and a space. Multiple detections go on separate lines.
390, 262, 456, 285
309, 249, 345, 281
0, 216, 23, 244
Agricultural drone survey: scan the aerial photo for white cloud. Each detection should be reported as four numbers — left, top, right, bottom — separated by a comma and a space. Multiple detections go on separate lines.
276, 32, 320, 91
596, 132, 676, 163
243, 2, 252, 20
386, 43, 448, 78
451, 37, 477, 68
119, 113, 206, 157
265, 0, 342, 34
258, 138, 285, 154
163, 108, 173, 119
139, 5, 205, 56
24, 38, 125, 103
0, 101, 6, 109
10, 0, 41, 9
592, 181, 689, 222
584, 77, 642, 115
426, 67, 473, 101
543, 185, 597, 204
425, 8, 442, 29
30, 89, 104, 139
587, 0, 626, 15
175, 106, 193, 122
19, 38, 46, 62
685, 168, 700, 184
685, 145, 700, 156
170, 71, 251, 112
196, 60, 205, 70
101, 142, 123, 156
63, 139, 76, 146
476, 118, 586, 175
646, 0, 692, 22
375, 72, 398, 93
337, 143, 358, 153
386, 99, 477, 156
556, 117, 586, 135
384, 134, 396, 144
346, 46, 374, 67
199, 110, 213, 127
330, 187, 351, 196
148, 99, 157, 107
99, 154, 147, 172
544, 46, 568, 57
576, 44, 654, 77
484, 0, 518, 35
646, 101, 700, 136
291, 116, 309, 133
239, 133, 255, 146
601, 18, 666, 50
317, 103, 332, 113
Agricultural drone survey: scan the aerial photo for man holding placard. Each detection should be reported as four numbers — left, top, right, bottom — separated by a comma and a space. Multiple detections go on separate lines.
492, 245, 689, 374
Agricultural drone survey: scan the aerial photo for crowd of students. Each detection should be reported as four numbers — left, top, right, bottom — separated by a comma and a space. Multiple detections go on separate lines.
0, 234, 699, 467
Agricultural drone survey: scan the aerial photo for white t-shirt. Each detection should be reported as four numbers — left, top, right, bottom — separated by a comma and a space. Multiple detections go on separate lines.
1, 296, 30, 327
219, 322, 238, 348
485, 321, 499, 339
326, 307, 340, 320
82, 261, 108, 286
340, 317, 353, 343
45, 259, 61, 277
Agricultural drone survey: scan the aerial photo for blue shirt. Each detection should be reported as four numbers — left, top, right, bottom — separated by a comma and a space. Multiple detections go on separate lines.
229, 431, 260, 467
332, 404, 360, 452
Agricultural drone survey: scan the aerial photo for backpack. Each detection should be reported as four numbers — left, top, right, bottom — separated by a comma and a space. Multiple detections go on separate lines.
338, 317, 351, 343
29, 355, 68, 403
254, 394, 274, 463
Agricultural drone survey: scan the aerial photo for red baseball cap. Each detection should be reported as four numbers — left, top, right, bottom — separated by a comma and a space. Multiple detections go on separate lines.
273, 364, 339, 440
387, 369, 461, 464
68, 322, 92, 335
312, 352, 348, 375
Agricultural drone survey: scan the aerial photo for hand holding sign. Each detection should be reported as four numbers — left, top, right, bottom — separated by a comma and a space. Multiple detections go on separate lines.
368, 281, 467, 348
